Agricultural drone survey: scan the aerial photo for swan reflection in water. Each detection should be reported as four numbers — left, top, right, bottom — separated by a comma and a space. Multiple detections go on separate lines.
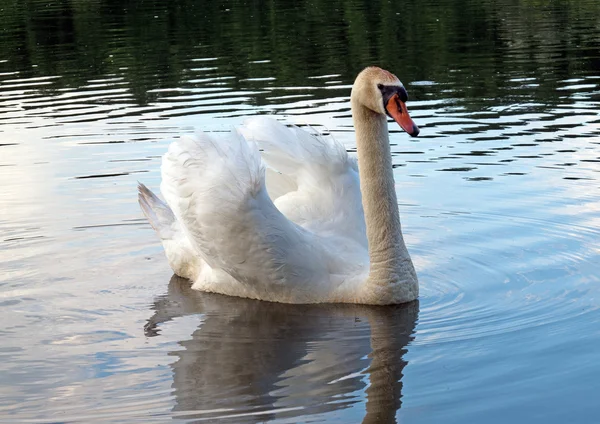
145, 276, 418, 423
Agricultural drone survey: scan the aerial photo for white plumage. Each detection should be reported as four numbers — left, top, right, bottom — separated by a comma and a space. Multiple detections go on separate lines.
139, 67, 419, 304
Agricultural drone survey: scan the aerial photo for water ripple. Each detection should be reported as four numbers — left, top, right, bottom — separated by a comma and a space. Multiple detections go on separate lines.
415, 211, 600, 347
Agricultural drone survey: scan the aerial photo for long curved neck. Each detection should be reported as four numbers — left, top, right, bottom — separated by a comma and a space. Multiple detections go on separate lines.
352, 101, 417, 295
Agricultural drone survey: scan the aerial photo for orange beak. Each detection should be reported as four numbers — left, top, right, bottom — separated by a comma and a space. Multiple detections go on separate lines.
385, 93, 420, 137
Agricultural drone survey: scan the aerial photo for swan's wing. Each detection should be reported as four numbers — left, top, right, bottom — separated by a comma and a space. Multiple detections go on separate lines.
239, 117, 366, 247
159, 129, 339, 302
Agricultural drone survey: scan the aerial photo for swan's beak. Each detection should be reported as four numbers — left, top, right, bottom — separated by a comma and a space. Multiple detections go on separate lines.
385, 94, 420, 137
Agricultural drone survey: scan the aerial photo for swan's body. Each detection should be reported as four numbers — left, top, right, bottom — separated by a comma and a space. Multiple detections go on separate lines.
139, 67, 419, 305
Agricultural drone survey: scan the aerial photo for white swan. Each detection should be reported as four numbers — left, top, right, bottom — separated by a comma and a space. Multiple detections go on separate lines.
138, 67, 420, 305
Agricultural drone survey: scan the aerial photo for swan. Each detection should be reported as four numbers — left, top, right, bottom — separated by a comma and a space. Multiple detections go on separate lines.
138, 66, 420, 305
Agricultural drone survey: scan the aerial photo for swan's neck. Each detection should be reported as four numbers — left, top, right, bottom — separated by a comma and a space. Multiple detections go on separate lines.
352, 102, 418, 300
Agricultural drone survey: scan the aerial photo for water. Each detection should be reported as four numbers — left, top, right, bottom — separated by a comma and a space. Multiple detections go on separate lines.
1, 0, 599, 422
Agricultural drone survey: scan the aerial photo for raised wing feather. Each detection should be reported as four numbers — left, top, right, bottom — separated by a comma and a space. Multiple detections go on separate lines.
239, 117, 366, 246
159, 129, 335, 302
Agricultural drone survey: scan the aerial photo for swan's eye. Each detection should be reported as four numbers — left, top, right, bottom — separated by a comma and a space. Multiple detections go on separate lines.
398, 86, 408, 103
380, 85, 396, 110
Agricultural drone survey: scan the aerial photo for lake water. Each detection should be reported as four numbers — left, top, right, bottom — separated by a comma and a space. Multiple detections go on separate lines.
1, 0, 599, 422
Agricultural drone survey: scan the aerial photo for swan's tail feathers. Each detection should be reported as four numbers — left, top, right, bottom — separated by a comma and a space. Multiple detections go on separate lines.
138, 182, 203, 281
138, 183, 176, 240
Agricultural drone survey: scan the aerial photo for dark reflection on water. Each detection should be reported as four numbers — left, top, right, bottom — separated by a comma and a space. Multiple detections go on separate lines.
1, 0, 599, 105
147, 277, 418, 423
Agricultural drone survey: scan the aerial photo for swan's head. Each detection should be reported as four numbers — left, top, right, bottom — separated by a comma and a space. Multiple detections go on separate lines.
351, 66, 420, 137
